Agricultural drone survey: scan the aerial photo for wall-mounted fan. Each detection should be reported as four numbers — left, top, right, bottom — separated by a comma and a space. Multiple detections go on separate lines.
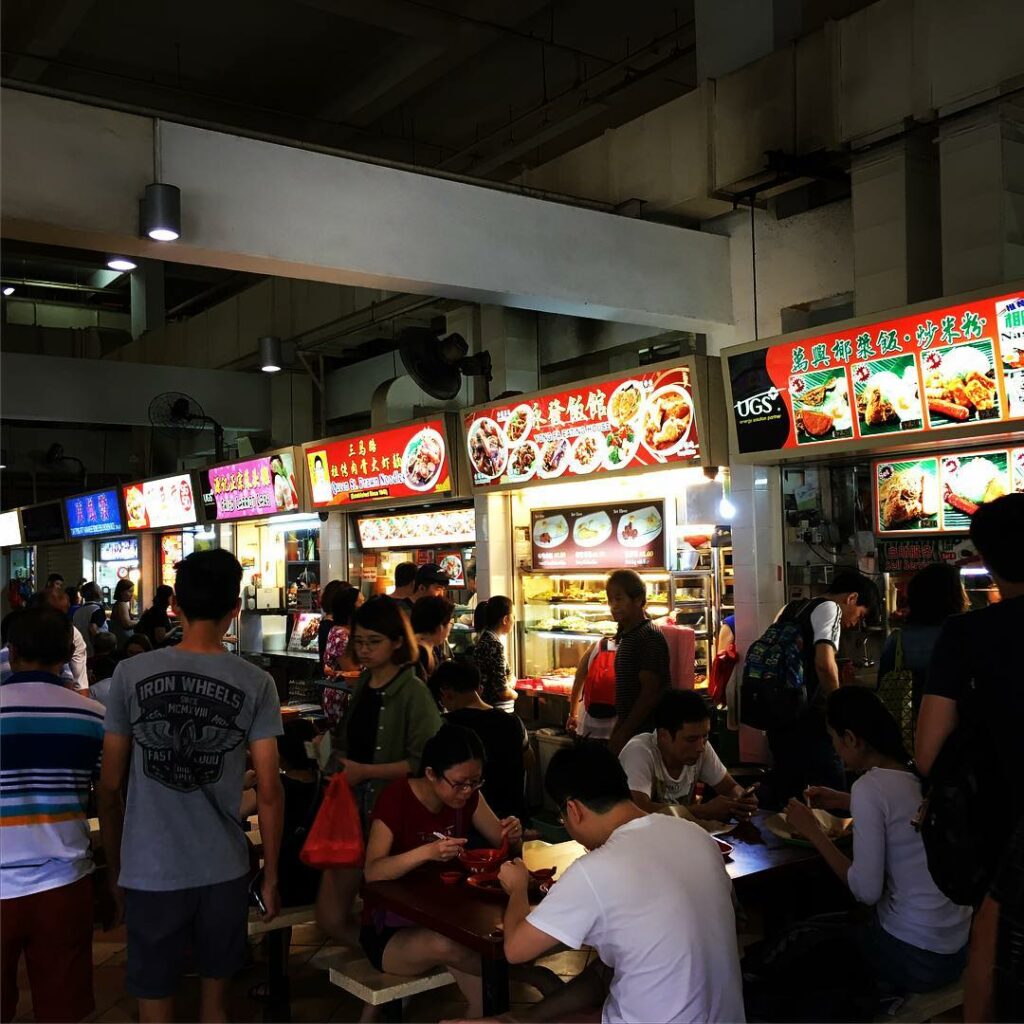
398, 327, 493, 401
148, 392, 225, 461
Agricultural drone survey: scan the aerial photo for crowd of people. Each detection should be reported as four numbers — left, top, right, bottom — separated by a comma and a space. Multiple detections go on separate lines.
0, 492, 1021, 1023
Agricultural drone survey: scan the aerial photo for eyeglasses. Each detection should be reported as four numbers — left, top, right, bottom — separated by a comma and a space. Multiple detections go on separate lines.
352, 635, 388, 650
441, 773, 485, 794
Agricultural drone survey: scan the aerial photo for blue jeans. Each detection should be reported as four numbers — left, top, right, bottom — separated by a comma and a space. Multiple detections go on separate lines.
861, 914, 967, 994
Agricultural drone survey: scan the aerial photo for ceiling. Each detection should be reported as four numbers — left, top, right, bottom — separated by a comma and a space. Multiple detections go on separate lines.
1, 0, 701, 180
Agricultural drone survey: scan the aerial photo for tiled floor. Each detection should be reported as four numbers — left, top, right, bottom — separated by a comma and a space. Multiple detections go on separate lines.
10, 922, 589, 1023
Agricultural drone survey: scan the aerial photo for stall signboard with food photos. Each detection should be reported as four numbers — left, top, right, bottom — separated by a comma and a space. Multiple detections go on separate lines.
464, 358, 725, 491
532, 500, 666, 570
355, 506, 475, 550
304, 418, 455, 509
123, 474, 199, 531
200, 449, 302, 522
725, 288, 1024, 462
873, 444, 1017, 536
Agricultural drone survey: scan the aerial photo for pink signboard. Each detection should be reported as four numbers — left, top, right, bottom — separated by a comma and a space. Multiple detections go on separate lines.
200, 451, 300, 522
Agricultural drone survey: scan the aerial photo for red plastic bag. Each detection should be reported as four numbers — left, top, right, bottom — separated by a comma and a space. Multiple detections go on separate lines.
708, 643, 738, 705
299, 774, 365, 869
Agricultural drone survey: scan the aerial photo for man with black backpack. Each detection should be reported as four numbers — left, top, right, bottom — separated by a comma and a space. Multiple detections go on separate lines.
745, 570, 880, 810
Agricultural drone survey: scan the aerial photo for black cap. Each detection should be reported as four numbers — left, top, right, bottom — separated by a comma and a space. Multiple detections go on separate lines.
415, 563, 450, 587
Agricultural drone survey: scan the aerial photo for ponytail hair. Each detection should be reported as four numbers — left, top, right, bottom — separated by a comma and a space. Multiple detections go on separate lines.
825, 686, 911, 766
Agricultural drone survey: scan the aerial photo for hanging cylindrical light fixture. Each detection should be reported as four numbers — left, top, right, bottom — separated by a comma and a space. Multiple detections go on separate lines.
140, 183, 181, 241
259, 336, 283, 373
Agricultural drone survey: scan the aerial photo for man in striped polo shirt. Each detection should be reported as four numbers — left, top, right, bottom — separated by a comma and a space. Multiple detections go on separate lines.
0, 607, 106, 1023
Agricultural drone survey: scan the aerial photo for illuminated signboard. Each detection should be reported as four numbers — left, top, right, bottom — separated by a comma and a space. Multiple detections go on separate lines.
123, 473, 198, 530
98, 537, 139, 562
873, 444, 1022, 536
465, 363, 704, 490
0, 510, 22, 547
65, 489, 123, 538
531, 500, 666, 571
304, 419, 452, 508
355, 506, 475, 550
725, 290, 1024, 459
200, 450, 300, 522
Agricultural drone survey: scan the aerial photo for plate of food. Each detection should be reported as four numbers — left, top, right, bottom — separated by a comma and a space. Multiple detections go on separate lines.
764, 809, 853, 847
570, 433, 602, 475
468, 417, 508, 480
502, 403, 534, 448
791, 370, 853, 444
507, 441, 540, 482
607, 379, 646, 428
401, 427, 447, 491
877, 461, 940, 532
538, 438, 571, 479
641, 384, 694, 458
923, 343, 1000, 426
533, 514, 570, 549
573, 511, 612, 548
853, 360, 923, 435
603, 424, 640, 471
617, 505, 663, 548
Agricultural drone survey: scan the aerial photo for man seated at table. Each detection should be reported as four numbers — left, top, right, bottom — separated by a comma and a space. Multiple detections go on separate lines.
619, 689, 758, 823
495, 742, 745, 1023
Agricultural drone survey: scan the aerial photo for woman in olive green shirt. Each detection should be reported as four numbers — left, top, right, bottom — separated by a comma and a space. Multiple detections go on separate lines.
317, 596, 442, 942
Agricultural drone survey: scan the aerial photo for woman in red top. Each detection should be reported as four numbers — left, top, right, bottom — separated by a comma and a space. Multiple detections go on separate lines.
362, 724, 523, 1017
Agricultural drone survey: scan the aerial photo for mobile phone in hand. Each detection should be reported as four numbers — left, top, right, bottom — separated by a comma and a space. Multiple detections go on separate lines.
248, 872, 267, 916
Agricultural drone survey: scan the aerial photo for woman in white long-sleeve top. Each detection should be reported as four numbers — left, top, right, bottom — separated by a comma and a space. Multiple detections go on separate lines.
786, 686, 971, 996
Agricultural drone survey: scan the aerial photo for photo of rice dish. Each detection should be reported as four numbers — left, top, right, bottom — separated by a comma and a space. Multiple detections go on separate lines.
402, 428, 446, 490
607, 380, 645, 427
539, 438, 570, 478
854, 361, 922, 434
468, 417, 508, 479
942, 454, 1009, 519
503, 404, 533, 446
533, 514, 569, 548
792, 371, 853, 443
618, 505, 663, 547
573, 511, 612, 548
571, 434, 601, 474
922, 343, 999, 425
508, 441, 539, 480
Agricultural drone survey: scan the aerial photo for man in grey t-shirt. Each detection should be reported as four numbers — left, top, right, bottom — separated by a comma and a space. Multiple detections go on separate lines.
97, 550, 284, 1020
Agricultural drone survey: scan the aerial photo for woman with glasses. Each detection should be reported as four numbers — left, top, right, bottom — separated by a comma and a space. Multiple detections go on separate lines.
317, 596, 442, 945
361, 724, 523, 1016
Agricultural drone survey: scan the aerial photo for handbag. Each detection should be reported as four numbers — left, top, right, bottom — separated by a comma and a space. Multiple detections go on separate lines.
300, 773, 366, 870
876, 629, 915, 753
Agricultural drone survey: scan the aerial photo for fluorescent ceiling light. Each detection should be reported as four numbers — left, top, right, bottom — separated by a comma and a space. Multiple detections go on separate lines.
2, 287, 14, 297
107, 257, 137, 272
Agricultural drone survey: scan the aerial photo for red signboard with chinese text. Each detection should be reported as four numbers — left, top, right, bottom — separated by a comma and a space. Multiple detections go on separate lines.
727, 291, 1024, 458
304, 419, 452, 508
465, 365, 700, 489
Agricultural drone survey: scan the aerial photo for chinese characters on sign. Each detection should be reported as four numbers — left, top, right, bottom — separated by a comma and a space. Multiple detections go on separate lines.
728, 292, 1024, 455
305, 420, 452, 507
201, 452, 300, 522
465, 366, 700, 489
123, 474, 197, 530
64, 489, 124, 538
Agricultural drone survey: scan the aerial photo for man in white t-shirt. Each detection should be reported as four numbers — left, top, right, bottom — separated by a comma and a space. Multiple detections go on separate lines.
763, 570, 879, 809
620, 690, 758, 821
497, 742, 745, 1024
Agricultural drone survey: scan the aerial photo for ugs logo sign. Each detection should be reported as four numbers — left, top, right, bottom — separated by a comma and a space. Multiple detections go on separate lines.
734, 386, 785, 420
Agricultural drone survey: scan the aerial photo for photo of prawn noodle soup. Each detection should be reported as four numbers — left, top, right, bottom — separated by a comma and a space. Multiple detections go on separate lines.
402, 428, 445, 490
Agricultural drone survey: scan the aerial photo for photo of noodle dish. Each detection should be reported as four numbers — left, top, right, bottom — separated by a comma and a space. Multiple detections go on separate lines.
401, 427, 446, 490
538, 438, 571, 478
607, 379, 646, 427
570, 434, 602, 474
467, 417, 508, 479
641, 384, 693, 457
507, 441, 539, 481
502, 404, 533, 447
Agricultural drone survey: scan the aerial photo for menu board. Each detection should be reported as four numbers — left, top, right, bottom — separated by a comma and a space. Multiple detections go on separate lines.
20, 502, 65, 543
355, 506, 475, 550
65, 489, 123, 538
466, 365, 700, 489
200, 450, 300, 522
98, 537, 139, 562
531, 500, 666, 570
874, 445, 1015, 535
0, 510, 22, 547
305, 419, 452, 507
727, 291, 1024, 457
123, 473, 198, 530
877, 536, 980, 575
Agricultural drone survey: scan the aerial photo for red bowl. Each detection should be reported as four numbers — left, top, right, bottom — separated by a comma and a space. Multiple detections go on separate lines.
459, 848, 505, 874
529, 867, 556, 882
440, 871, 462, 885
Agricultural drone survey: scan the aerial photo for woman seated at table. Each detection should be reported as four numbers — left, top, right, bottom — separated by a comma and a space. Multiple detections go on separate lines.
361, 724, 523, 1018
785, 687, 971, 996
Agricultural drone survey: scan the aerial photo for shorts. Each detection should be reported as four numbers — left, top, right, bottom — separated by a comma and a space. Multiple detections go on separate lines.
1, 874, 95, 1023
125, 874, 249, 999
360, 923, 404, 972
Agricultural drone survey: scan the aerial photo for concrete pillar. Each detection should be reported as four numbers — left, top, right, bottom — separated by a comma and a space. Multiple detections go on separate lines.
270, 372, 315, 446
695, 0, 801, 81
851, 130, 941, 315
129, 258, 164, 339
939, 101, 1024, 295
478, 305, 539, 400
